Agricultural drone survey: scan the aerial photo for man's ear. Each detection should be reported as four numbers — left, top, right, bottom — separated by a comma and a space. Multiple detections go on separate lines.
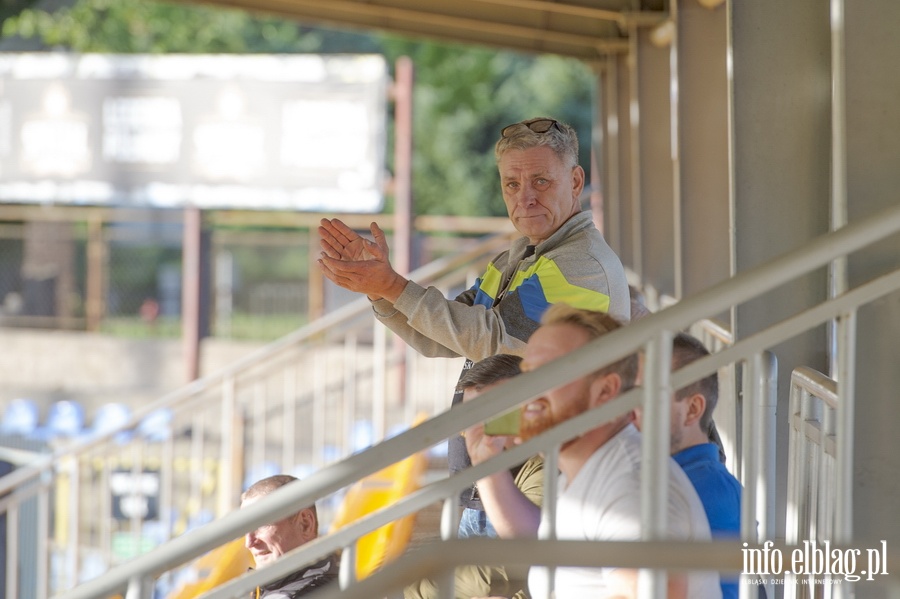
571, 165, 586, 197
296, 508, 318, 542
682, 393, 706, 428
589, 372, 622, 408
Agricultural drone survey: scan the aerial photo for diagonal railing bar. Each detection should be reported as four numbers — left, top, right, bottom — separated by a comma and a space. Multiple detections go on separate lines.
671, 267, 900, 394
59, 201, 900, 599
301, 539, 900, 599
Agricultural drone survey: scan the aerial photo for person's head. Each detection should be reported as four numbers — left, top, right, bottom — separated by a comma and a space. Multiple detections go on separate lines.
494, 117, 585, 245
633, 332, 718, 454
241, 474, 319, 569
458, 354, 523, 447
519, 304, 638, 445
457, 354, 523, 399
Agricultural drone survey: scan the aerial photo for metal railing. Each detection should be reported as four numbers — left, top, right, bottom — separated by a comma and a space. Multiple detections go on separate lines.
0, 228, 517, 599
785, 367, 839, 599
54, 202, 900, 599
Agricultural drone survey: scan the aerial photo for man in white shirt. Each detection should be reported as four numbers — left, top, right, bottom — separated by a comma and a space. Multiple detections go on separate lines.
510, 304, 720, 599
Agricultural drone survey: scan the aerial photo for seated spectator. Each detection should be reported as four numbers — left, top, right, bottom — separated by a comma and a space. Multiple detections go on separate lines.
634, 332, 741, 599
241, 474, 339, 598
475, 304, 720, 598
405, 354, 542, 599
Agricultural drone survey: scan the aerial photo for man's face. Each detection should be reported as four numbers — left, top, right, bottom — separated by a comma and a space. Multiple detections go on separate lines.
632, 356, 688, 454
498, 146, 584, 245
519, 323, 595, 442
241, 495, 316, 568
633, 393, 686, 455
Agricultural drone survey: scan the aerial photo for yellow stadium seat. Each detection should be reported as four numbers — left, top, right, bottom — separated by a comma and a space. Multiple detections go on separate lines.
165, 537, 252, 599
329, 414, 429, 579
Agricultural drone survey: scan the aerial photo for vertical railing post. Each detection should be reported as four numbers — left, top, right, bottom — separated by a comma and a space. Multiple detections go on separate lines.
436, 495, 459, 599
758, 352, 777, 543
313, 347, 326, 465
640, 330, 672, 599
835, 309, 856, 599
628, 22, 643, 280
828, 0, 848, 379
740, 354, 759, 540
343, 334, 358, 455
340, 541, 357, 589
125, 574, 154, 599
283, 366, 297, 478
537, 445, 559, 598
373, 320, 387, 441
218, 376, 238, 516
36, 471, 50, 599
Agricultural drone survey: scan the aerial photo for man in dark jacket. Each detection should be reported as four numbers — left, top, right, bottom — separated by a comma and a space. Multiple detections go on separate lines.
242, 474, 339, 598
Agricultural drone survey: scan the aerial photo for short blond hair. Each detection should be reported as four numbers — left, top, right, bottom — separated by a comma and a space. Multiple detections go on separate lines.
540, 304, 639, 390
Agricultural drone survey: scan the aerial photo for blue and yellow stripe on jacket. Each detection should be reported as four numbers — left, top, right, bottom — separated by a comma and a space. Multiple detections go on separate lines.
471, 256, 612, 339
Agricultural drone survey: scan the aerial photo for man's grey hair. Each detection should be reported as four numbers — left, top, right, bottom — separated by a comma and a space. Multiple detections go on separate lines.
494, 117, 579, 168
242, 474, 317, 521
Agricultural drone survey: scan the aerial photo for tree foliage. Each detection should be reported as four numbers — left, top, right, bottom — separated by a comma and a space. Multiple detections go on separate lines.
2, 0, 595, 217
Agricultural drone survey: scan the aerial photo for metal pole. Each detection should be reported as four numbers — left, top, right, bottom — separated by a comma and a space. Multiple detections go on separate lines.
392, 56, 414, 411
834, 309, 856, 599
828, 0, 848, 378
740, 355, 759, 541
533, 445, 560, 598
758, 352, 777, 542
628, 23, 643, 280
670, 0, 682, 300
605, 56, 622, 252
181, 206, 202, 382
639, 330, 672, 599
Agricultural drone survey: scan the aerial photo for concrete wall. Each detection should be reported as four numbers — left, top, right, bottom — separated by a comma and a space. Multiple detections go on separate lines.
0, 329, 264, 419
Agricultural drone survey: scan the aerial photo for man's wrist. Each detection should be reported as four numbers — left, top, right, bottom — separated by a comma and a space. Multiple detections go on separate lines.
380, 275, 409, 304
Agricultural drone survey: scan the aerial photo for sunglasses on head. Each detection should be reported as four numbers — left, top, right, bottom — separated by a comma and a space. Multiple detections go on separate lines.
500, 118, 562, 139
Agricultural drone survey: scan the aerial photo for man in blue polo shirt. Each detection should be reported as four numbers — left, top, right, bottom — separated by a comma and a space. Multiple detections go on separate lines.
635, 331, 742, 599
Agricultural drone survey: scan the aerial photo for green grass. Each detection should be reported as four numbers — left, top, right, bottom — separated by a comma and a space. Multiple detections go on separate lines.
101, 313, 308, 342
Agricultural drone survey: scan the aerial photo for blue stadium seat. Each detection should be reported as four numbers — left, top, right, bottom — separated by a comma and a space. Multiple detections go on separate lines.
90, 402, 134, 444
0, 398, 39, 437
137, 407, 173, 442
34, 400, 85, 440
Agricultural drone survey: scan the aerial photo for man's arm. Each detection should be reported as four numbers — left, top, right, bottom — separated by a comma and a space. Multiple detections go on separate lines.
464, 424, 540, 538
318, 218, 533, 361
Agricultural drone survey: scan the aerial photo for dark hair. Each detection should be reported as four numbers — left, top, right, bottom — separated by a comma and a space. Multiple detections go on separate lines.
672, 332, 718, 433
540, 304, 639, 390
457, 354, 522, 392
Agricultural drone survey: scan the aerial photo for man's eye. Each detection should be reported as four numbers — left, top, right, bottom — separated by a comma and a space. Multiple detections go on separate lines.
534, 178, 550, 190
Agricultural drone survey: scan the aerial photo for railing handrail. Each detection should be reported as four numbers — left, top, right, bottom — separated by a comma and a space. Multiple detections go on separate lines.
297, 539, 900, 599
791, 366, 838, 409
58, 201, 900, 599
0, 229, 516, 497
